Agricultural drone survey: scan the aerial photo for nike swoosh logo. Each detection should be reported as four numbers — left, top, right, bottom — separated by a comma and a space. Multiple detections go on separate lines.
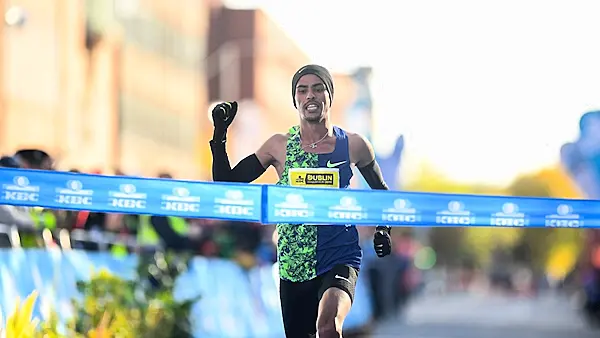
335, 275, 351, 283
327, 160, 346, 168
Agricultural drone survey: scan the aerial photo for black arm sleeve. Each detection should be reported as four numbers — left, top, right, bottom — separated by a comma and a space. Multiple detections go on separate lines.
358, 159, 389, 190
358, 160, 391, 233
210, 140, 267, 183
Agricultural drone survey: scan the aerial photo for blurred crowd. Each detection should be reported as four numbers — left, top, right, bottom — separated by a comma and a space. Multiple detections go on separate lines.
0, 148, 277, 271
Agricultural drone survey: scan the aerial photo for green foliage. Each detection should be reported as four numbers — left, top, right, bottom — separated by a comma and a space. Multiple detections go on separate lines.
408, 164, 510, 266
407, 163, 584, 271
33, 250, 199, 338
506, 170, 584, 273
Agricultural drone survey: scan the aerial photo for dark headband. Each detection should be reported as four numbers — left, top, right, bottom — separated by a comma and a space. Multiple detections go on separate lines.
292, 64, 334, 108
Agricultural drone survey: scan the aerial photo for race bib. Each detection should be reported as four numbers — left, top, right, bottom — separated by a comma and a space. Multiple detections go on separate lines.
288, 168, 339, 189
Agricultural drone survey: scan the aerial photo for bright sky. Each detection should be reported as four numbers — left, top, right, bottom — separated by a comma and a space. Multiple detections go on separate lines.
225, 0, 600, 186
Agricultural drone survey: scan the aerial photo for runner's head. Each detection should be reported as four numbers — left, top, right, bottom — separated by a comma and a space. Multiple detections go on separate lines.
292, 64, 334, 123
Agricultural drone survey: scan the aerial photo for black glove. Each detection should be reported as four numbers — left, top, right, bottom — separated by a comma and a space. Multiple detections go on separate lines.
211, 101, 238, 143
373, 226, 392, 257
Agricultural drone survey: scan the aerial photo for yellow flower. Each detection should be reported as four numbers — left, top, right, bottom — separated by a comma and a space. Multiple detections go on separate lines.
4, 290, 40, 338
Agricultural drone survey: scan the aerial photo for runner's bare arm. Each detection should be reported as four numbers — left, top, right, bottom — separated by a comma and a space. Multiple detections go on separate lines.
351, 133, 392, 235
350, 133, 389, 190
210, 134, 281, 183
255, 134, 285, 169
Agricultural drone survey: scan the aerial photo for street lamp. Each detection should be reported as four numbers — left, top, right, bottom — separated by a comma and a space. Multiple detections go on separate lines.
4, 6, 26, 27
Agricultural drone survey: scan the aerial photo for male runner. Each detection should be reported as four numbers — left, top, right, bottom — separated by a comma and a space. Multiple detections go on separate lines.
210, 64, 392, 338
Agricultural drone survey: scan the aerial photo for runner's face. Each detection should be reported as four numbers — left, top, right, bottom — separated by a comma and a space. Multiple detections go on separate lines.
294, 74, 329, 123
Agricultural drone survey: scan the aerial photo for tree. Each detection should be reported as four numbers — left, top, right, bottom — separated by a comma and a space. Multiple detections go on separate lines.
535, 167, 582, 199
406, 164, 509, 266
506, 168, 584, 276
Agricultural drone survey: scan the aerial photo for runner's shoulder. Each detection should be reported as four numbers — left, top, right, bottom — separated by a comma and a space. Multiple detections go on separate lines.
264, 133, 290, 146
343, 130, 369, 146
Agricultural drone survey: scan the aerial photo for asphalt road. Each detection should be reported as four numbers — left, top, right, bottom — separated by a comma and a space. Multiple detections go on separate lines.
370, 292, 598, 338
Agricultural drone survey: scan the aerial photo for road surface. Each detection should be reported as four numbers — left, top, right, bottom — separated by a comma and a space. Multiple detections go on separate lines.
370, 292, 597, 338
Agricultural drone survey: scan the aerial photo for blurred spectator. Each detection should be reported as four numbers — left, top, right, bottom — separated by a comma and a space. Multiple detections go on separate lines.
0, 156, 34, 248
364, 230, 414, 320
71, 169, 138, 252
60, 169, 83, 230
142, 173, 192, 252
229, 221, 263, 270
489, 246, 514, 292
0, 155, 20, 169
14, 149, 54, 170
7, 150, 58, 247
158, 172, 172, 179
255, 225, 277, 265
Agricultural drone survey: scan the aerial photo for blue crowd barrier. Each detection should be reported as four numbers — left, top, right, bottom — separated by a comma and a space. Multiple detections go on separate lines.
0, 167, 598, 228
0, 250, 372, 337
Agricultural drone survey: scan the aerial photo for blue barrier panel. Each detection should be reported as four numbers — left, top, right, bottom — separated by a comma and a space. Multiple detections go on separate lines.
0, 168, 263, 223
0, 250, 371, 337
1, 167, 599, 228
264, 184, 599, 227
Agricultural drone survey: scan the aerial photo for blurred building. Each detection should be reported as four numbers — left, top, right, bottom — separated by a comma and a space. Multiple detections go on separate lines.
0, 0, 98, 166
206, 6, 357, 183
0, 0, 213, 178
108, 0, 210, 178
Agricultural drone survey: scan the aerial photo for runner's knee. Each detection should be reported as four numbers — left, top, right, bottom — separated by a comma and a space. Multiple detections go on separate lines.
316, 316, 342, 338
317, 288, 350, 338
